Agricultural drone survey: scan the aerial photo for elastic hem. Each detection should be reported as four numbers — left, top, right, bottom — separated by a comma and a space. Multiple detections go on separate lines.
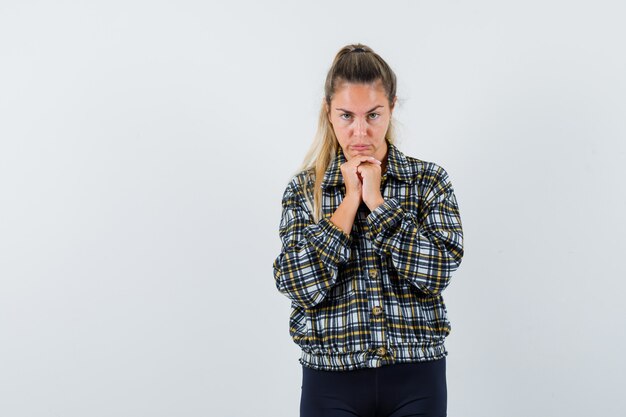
298, 341, 448, 372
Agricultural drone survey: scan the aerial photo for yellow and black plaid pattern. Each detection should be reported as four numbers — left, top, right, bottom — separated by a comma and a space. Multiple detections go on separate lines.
273, 142, 464, 371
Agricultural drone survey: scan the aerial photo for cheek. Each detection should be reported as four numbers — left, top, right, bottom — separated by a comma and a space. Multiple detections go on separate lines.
333, 124, 351, 136
374, 118, 390, 130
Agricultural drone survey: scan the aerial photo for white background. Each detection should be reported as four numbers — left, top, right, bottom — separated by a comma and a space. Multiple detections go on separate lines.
1, 1, 625, 416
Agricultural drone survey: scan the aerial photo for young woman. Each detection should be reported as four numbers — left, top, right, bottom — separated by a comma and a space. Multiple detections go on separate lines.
272, 43, 464, 417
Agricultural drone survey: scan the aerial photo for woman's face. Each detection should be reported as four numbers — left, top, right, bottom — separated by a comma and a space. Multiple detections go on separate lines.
327, 80, 396, 163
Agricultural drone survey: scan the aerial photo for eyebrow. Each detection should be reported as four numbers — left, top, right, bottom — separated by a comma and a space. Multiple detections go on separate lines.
335, 105, 384, 114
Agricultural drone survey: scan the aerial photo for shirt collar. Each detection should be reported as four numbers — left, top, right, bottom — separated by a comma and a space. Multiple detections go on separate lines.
321, 141, 415, 189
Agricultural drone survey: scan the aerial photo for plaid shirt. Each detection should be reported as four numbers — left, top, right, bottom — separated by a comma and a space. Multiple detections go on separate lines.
273, 141, 464, 371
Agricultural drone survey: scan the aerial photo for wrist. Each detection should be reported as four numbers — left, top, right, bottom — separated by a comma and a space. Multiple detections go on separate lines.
343, 192, 361, 207
365, 196, 385, 212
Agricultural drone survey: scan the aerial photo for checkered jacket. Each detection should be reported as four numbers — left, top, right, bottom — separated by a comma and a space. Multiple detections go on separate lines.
273, 142, 464, 371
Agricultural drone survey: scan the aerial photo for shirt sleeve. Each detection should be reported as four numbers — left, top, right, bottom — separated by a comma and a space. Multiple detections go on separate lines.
273, 177, 353, 309
365, 164, 464, 296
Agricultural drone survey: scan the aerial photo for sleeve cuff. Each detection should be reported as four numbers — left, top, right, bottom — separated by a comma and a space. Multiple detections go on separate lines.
366, 198, 403, 237
302, 216, 352, 265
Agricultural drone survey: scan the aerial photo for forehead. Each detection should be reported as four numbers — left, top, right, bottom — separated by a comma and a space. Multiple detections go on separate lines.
332, 80, 387, 109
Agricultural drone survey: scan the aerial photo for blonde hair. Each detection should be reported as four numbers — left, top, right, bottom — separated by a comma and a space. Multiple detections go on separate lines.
296, 43, 399, 222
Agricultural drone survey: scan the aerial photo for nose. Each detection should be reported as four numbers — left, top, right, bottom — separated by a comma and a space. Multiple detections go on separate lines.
353, 118, 367, 137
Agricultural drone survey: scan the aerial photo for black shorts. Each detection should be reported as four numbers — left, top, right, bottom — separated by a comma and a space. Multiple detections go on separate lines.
300, 357, 447, 417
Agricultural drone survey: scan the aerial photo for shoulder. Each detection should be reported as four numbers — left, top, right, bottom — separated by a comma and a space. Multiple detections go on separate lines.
395, 148, 457, 206
402, 152, 454, 190
280, 169, 314, 204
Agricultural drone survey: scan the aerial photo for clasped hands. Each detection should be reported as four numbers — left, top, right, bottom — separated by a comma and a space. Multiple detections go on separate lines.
340, 156, 385, 212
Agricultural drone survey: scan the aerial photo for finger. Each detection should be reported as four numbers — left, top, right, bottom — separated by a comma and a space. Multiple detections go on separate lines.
358, 161, 381, 170
359, 157, 381, 165
355, 158, 381, 167
352, 155, 379, 163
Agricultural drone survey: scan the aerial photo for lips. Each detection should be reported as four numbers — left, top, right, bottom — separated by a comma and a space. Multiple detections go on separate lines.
352, 145, 369, 150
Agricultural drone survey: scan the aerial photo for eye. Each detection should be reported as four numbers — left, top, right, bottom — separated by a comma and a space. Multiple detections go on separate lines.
340, 113, 352, 120
368, 113, 380, 120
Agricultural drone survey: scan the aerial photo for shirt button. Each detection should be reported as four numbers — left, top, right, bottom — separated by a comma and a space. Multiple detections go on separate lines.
368, 269, 378, 279
372, 306, 383, 316
376, 347, 387, 356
